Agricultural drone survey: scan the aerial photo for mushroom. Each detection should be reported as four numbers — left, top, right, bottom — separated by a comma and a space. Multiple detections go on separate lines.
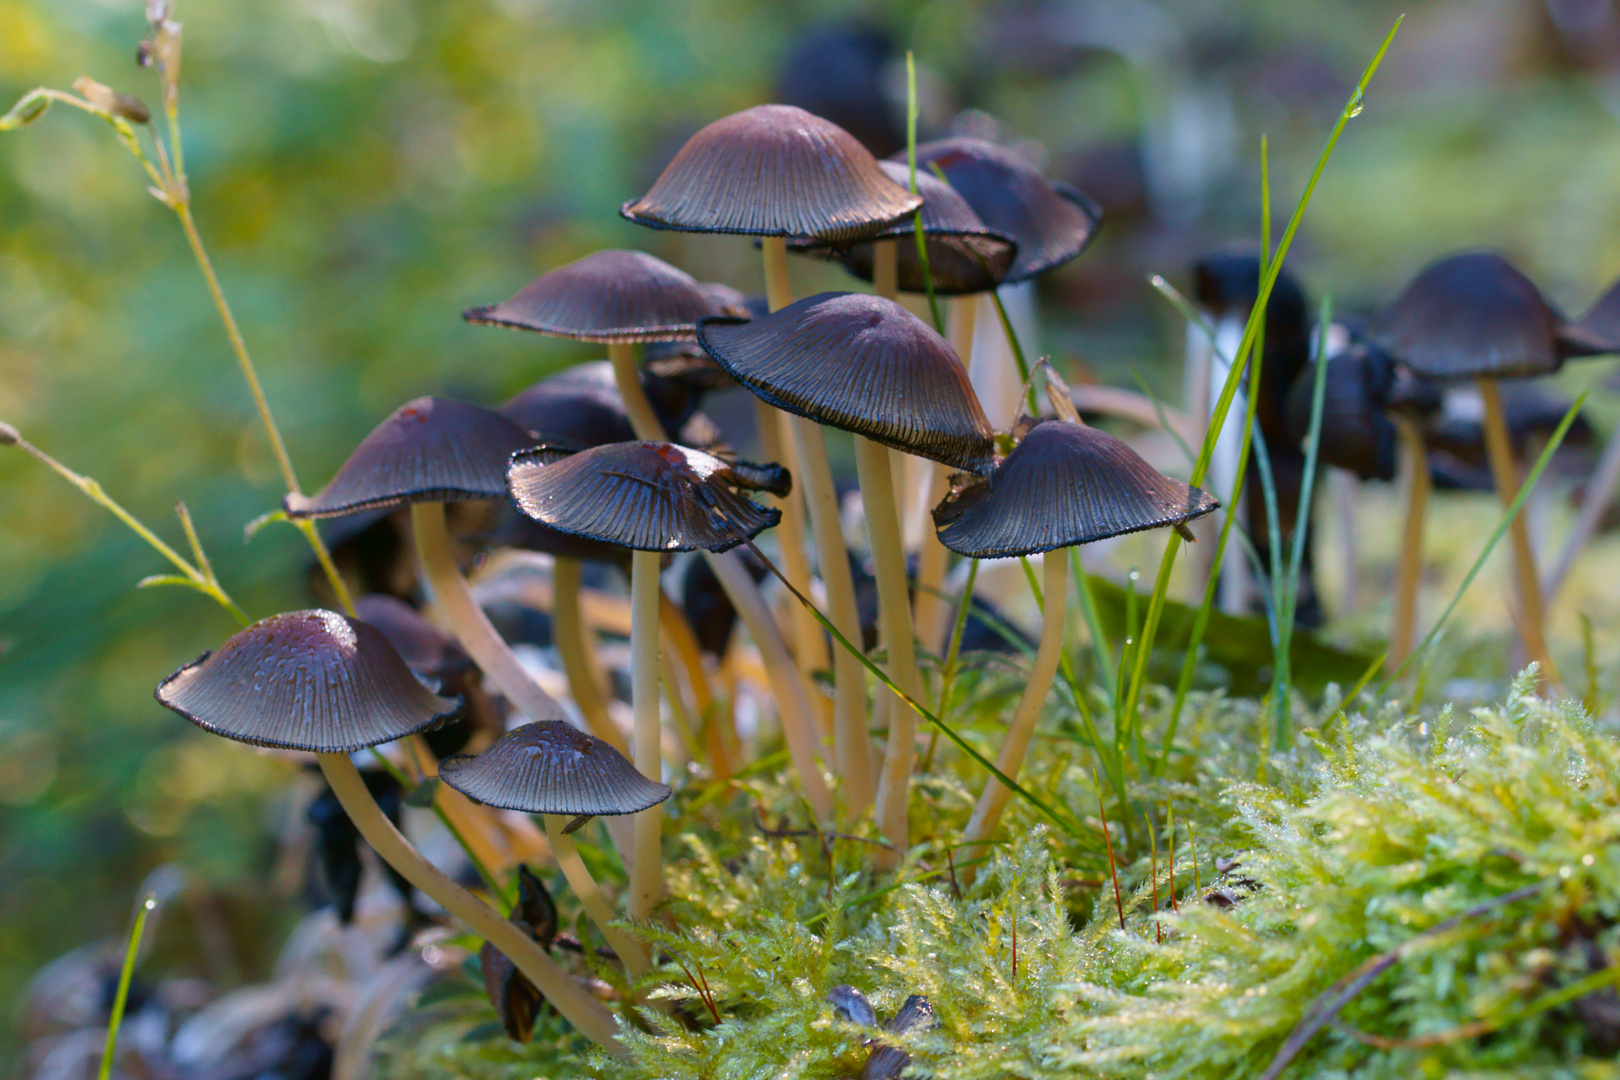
154, 610, 622, 1050
507, 439, 825, 915
623, 104, 923, 821
441, 721, 670, 976
698, 291, 996, 852
935, 420, 1217, 864
1374, 251, 1565, 680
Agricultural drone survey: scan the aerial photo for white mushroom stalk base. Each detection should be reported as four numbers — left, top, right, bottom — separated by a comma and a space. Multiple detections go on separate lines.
316, 752, 624, 1052
411, 502, 565, 725
628, 549, 664, 922
958, 551, 1068, 869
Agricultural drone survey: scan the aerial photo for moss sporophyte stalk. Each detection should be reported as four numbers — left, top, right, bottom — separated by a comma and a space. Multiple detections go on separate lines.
12, 7, 1620, 1078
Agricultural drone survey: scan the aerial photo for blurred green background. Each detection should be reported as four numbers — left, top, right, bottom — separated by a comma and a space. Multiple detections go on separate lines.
6, 0, 1620, 1062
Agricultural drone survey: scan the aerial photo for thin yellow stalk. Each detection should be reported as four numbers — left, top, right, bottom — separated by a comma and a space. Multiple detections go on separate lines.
317, 753, 623, 1051
552, 557, 625, 753
959, 552, 1068, 874
606, 340, 668, 442
627, 550, 664, 920
542, 814, 651, 978
1389, 416, 1429, 671
1478, 378, 1559, 683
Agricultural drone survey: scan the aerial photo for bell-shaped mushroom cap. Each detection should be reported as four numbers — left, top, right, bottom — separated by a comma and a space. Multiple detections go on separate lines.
352, 594, 469, 679
905, 137, 1102, 282
1283, 347, 1398, 482
285, 398, 536, 519
790, 161, 1018, 294
932, 420, 1218, 557
439, 720, 671, 816
696, 292, 996, 474
509, 441, 786, 553
155, 610, 461, 752
621, 104, 922, 242
462, 250, 727, 343
1558, 273, 1620, 357
1374, 251, 1565, 380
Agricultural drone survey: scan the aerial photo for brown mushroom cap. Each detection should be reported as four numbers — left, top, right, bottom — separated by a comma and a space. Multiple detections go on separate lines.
155, 610, 461, 752
789, 161, 1018, 294
439, 720, 671, 817
352, 594, 469, 679
904, 137, 1102, 283
462, 250, 728, 343
696, 291, 996, 474
932, 420, 1218, 557
1374, 251, 1566, 380
284, 397, 536, 519
620, 104, 922, 242
508, 441, 786, 553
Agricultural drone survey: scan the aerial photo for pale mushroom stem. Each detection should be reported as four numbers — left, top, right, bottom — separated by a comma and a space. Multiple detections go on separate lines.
316, 753, 624, 1052
1544, 422, 1620, 605
1478, 378, 1560, 683
858, 435, 924, 859
628, 549, 664, 921
872, 239, 899, 301
606, 340, 669, 441
958, 551, 1069, 872
911, 296, 974, 649
1389, 416, 1429, 671
410, 502, 565, 726
542, 814, 652, 979
758, 237, 832, 737
702, 547, 834, 819
763, 234, 867, 817
553, 557, 626, 754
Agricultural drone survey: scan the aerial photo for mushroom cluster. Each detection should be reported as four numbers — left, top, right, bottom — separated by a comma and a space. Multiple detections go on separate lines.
139, 98, 1232, 1056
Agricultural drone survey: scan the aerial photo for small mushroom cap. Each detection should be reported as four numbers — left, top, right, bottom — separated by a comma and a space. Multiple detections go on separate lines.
155, 610, 461, 752
1374, 251, 1565, 380
509, 441, 785, 553
285, 398, 536, 519
790, 161, 1018, 294
462, 250, 728, 343
439, 720, 671, 816
932, 420, 1218, 557
621, 104, 922, 242
697, 292, 996, 474
905, 137, 1102, 282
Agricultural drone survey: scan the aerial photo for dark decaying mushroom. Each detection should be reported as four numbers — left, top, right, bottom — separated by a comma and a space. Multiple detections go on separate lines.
478, 867, 558, 1043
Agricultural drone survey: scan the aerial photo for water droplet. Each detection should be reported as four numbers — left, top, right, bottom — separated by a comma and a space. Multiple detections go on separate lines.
1348, 89, 1365, 117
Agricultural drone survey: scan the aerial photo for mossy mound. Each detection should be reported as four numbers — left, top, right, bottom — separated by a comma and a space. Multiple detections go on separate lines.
377, 674, 1620, 1078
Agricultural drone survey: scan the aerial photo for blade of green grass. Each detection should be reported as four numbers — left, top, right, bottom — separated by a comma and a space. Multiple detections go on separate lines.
1270, 295, 1334, 749
98, 891, 155, 1080
1123, 17, 1402, 745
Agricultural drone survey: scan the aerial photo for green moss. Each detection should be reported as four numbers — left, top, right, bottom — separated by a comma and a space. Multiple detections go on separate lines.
379, 674, 1620, 1079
